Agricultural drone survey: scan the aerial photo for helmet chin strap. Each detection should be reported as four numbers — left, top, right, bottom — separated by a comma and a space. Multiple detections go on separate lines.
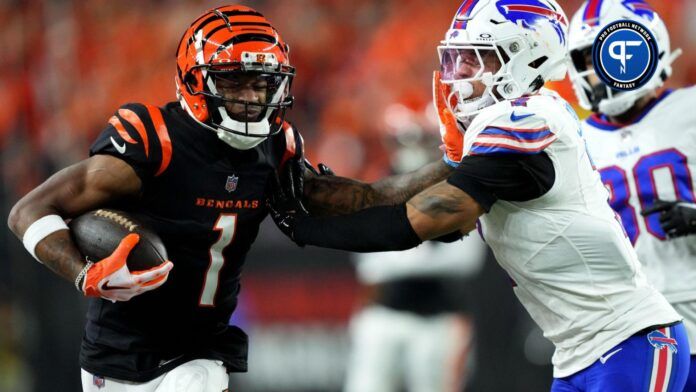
451, 80, 496, 125
216, 110, 270, 150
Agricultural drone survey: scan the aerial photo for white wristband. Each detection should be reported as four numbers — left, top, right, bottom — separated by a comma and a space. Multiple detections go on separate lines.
22, 214, 69, 263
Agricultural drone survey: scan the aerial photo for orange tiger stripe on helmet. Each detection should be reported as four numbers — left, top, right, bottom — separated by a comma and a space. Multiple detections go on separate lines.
146, 105, 172, 177
175, 5, 292, 123
118, 109, 150, 158
190, 14, 288, 69
108, 116, 138, 144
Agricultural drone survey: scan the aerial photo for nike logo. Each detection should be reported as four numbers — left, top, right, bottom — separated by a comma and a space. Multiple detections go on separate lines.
110, 137, 126, 154
599, 348, 623, 364
510, 112, 535, 122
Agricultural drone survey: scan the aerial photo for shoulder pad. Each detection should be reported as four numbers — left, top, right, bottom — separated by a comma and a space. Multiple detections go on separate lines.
95, 103, 173, 177
465, 103, 556, 156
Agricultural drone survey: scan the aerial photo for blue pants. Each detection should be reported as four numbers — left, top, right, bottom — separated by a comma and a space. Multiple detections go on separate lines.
551, 322, 690, 392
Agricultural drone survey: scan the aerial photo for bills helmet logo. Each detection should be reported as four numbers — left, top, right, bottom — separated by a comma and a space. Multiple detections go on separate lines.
496, 0, 568, 44
647, 330, 678, 353
622, 0, 655, 21
225, 175, 239, 193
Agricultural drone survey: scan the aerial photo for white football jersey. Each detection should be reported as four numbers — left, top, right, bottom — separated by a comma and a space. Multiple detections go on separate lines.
583, 87, 696, 352
463, 90, 680, 378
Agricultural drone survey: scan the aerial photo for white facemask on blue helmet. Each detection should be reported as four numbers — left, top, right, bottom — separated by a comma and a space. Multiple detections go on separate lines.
438, 0, 569, 123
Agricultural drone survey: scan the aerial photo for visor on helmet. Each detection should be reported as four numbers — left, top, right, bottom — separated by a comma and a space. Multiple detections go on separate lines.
439, 46, 502, 82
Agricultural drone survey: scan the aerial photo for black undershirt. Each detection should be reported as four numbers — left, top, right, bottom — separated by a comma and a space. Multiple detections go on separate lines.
446, 152, 556, 211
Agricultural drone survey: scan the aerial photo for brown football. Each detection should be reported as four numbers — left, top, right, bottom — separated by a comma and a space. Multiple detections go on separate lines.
68, 209, 168, 271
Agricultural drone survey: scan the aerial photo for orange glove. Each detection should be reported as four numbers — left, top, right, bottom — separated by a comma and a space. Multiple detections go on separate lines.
82, 233, 173, 302
433, 71, 464, 166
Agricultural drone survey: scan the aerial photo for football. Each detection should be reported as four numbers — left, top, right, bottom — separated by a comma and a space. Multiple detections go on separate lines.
68, 209, 168, 271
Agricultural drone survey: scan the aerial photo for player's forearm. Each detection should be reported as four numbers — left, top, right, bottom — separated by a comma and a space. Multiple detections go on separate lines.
8, 200, 85, 283
303, 160, 453, 215
35, 231, 85, 282
405, 182, 482, 240
294, 204, 424, 252
7, 157, 139, 283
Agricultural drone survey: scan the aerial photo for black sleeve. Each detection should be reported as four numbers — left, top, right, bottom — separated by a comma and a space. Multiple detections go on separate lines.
89, 103, 167, 182
446, 153, 555, 211
294, 204, 423, 252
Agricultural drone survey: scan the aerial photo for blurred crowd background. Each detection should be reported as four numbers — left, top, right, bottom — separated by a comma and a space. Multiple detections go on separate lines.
2, 0, 696, 391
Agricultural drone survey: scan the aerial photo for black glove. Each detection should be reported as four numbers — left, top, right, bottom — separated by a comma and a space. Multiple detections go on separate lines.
641, 199, 696, 238
303, 161, 335, 177
279, 157, 307, 208
268, 171, 307, 245
317, 163, 334, 176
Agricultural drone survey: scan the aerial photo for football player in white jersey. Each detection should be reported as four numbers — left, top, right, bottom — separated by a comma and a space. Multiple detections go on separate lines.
345, 238, 485, 392
344, 132, 486, 392
270, 0, 689, 390
568, 0, 696, 389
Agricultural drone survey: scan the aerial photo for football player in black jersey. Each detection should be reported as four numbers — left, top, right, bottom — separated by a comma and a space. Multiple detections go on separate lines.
6, 5, 452, 391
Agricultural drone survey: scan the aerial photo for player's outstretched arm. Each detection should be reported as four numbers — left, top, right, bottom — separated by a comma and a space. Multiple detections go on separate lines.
7, 155, 141, 283
273, 179, 483, 252
302, 159, 454, 215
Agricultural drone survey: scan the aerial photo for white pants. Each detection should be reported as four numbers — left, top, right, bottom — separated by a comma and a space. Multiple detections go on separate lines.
343, 305, 473, 392
81, 359, 228, 392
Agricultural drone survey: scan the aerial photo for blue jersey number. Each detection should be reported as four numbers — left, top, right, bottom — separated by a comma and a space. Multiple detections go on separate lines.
599, 148, 695, 244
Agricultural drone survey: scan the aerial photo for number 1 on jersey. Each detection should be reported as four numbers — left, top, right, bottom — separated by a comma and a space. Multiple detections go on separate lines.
199, 214, 237, 306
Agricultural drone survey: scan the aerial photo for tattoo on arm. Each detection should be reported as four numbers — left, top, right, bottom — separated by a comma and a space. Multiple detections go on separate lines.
406, 181, 483, 240
35, 231, 86, 282
408, 188, 467, 217
304, 160, 453, 215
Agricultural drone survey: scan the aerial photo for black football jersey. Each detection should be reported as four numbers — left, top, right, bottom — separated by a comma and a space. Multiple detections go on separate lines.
80, 102, 302, 382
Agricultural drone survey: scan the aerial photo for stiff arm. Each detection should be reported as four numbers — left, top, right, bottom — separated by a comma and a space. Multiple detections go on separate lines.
303, 159, 454, 214
293, 178, 484, 252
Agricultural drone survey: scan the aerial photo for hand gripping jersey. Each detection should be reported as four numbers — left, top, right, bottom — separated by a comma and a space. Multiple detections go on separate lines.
463, 91, 680, 377
81, 102, 303, 382
582, 86, 696, 352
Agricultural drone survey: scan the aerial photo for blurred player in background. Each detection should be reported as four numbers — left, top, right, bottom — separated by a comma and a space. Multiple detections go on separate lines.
7, 5, 454, 391
568, 0, 696, 389
343, 122, 486, 392
271, 0, 692, 390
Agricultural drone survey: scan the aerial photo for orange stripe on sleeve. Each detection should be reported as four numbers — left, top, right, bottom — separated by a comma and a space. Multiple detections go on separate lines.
118, 108, 150, 157
108, 116, 137, 144
146, 105, 172, 176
